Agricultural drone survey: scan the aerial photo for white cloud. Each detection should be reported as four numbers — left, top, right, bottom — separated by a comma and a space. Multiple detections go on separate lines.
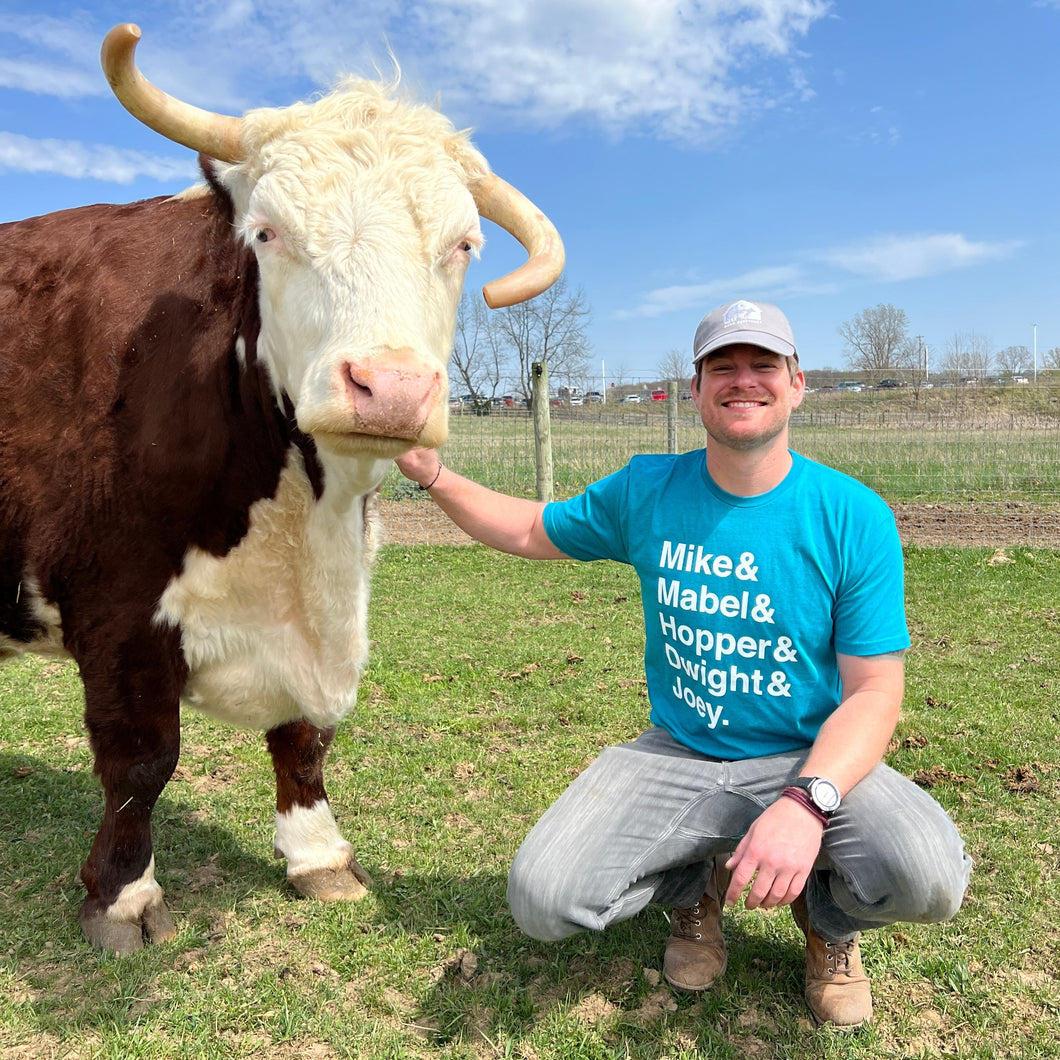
616, 265, 831, 319
822, 233, 1023, 282
0, 12, 100, 59
0, 59, 103, 98
2, 1, 833, 141
0, 131, 197, 184
414, 0, 832, 140
0, 13, 108, 97
619, 231, 1023, 319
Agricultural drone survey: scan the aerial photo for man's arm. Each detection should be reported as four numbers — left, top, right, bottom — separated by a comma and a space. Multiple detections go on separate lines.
395, 448, 568, 560
723, 651, 905, 910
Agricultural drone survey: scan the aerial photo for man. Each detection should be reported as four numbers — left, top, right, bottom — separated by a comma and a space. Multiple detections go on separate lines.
396, 299, 971, 1028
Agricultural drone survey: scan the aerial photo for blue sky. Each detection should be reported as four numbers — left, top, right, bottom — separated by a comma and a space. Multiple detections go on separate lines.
2, 1, 1058, 379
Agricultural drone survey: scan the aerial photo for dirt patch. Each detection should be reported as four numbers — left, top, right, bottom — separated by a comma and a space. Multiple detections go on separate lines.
380, 500, 1060, 549
380, 500, 477, 547
889, 501, 1060, 548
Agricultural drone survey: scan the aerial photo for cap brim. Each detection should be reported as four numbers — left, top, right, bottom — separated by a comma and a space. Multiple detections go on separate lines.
693, 330, 798, 364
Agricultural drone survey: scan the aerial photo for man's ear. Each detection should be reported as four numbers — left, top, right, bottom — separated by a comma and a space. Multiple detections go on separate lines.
690, 366, 704, 413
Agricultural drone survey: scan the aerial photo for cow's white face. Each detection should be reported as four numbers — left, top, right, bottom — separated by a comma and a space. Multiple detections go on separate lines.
100, 38, 564, 477
218, 97, 488, 466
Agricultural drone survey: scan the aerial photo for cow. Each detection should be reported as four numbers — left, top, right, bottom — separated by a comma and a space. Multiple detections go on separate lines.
0, 23, 564, 953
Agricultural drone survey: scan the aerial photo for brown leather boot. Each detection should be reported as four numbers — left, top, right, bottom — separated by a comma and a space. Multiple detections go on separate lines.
663, 856, 731, 992
791, 893, 873, 1028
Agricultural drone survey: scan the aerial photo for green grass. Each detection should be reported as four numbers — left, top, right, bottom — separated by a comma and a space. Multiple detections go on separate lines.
1, 545, 1059, 1058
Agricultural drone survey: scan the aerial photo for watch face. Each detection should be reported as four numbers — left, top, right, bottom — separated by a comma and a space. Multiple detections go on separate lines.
809, 778, 842, 813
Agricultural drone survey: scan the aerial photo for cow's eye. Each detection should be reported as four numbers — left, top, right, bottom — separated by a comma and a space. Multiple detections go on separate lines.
456, 232, 482, 258
440, 233, 481, 269
255, 227, 276, 244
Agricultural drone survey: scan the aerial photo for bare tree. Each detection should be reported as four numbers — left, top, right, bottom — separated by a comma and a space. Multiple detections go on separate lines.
967, 333, 994, 377
940, 331, 993, 381
449, 293, 506, 406
657, 348, 691, 386
607, 362, 634, 397
996, 345, 1030, 375
1041, 347, 1060, 371
938, 333, 968, 380
838, 304, 918, 377
493, 275, 592, 405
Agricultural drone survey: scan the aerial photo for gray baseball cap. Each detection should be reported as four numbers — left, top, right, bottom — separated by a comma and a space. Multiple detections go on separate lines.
692, 300, 798, 365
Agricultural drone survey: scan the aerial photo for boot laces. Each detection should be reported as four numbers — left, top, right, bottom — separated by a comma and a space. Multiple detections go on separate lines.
671, 903, 705, 940
825, 938, 857, 976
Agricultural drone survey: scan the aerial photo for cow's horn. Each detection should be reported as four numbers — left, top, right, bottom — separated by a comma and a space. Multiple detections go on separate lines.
472, 174, 566, 309
101, 23, 246, 164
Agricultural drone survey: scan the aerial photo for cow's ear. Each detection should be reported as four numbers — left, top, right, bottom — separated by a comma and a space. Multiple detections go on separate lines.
200, 155, 221, 184
198, 156, 239, 221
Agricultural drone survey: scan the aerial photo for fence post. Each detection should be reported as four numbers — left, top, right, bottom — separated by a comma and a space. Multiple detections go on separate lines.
667, 380, 678, 454
531, 361, 554, 502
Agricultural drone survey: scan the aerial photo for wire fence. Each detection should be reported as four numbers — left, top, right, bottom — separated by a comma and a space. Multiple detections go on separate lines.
381, 383, 1060, 543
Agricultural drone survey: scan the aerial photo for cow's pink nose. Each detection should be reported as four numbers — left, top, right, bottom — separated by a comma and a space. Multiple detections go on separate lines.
342, 348, 442, 440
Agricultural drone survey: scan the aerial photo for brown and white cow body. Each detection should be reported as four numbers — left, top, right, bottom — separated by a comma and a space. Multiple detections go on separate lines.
0, 25, 562, 953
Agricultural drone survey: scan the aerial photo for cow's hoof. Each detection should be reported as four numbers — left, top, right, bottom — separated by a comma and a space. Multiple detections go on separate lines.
79, 898, 177, 954
289, 855, 371, 901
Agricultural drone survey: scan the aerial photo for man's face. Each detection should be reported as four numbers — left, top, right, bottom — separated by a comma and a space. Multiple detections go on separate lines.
691, 344, 805, 453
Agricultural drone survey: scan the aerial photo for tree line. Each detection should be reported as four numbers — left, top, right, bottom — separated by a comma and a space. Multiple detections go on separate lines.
448, 289, 1058, 406
838, 303, 1059, 382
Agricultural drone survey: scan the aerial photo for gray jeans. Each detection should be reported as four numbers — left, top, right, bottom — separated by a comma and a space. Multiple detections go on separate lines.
508, 727, 972, 943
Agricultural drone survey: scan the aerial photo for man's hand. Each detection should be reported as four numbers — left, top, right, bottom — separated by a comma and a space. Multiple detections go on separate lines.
724, 796, 825, 910
721, 652, 904, 910
390, 449, 564, 560
395, 447, 441, 488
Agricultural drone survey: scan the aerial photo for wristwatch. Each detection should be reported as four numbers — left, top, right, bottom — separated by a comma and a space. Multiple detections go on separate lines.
789, 776, 842, 816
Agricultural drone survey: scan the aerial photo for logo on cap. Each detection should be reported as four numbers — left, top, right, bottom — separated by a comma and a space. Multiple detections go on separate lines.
723, 300, 762, 328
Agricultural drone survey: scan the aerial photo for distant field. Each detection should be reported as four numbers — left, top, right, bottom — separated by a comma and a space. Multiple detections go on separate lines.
383, 383, 1060, 504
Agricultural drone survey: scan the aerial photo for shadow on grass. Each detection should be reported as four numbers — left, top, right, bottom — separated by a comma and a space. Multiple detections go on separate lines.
0, 755, 830, 1054
366, 867, 815, 1052
0, 751, 278, 955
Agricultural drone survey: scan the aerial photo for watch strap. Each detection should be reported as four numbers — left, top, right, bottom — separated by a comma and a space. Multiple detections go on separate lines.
780, 786, 831, 826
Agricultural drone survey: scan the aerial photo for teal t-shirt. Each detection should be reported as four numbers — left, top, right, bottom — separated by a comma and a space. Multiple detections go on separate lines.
542, 450, 910, 759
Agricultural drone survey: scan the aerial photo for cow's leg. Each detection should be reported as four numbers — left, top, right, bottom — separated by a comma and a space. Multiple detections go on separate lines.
78, 682, 181, 954
267, 720, 370, 900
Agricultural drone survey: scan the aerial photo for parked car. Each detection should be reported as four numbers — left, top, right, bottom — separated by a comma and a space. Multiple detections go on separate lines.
621, 394, 642, 403
650, 389, 668, 401
585, 391, 605, 404
836, 381, 864, 393
569, 396, 583, 406
875, 379, 902, 389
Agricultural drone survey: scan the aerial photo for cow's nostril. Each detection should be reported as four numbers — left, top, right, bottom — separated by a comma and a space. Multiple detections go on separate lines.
346, 366, 373, 398
338, 352, 441, 441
